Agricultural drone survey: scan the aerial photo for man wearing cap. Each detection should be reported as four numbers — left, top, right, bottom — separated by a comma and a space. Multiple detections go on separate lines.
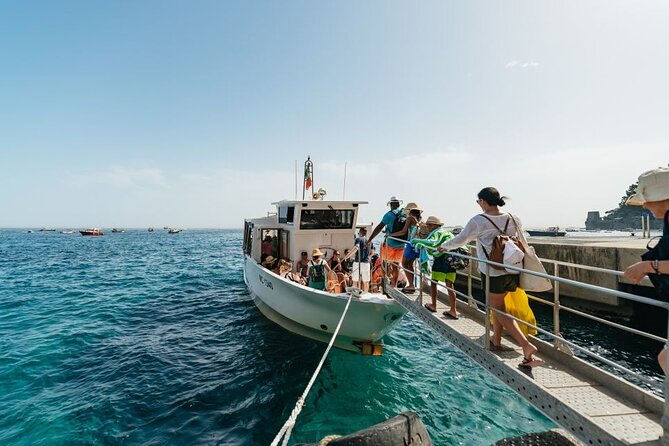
367, 196, 405, 287
623, 166, 669, 373
390, 202, 423, 293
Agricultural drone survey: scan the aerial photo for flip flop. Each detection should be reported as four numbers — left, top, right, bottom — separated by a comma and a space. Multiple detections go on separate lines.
443, 312, 459, 320
402, 288, 416, 294
424, 303, 437, 313
519, 356, 545, 368
489, 341, 514, 352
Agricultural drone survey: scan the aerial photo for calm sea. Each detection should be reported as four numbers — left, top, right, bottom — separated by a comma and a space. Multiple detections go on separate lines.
1, 229, 558, 445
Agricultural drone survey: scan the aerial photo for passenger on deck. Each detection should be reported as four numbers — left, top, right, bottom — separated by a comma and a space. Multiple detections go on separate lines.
261, 235, 273, 262
390, 202, 423, 293
307, 249, 332, 291
353, 228, 371, 291
296, 251, 310, 282
411, 216, 456, 317
342, 249, 353, 275
329, 250, 344, 272
367, 196, 405, 287
623, 167, 669, 374
438, 187, 544, 369
261, 255, 276, 270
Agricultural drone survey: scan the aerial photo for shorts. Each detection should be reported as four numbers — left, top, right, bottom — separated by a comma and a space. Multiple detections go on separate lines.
310, 280, 326, 291
403, 244, 420, 261
351, 262, 371, 282
481, 273, 519, 294
381, 243, 404, 263
432, 271, 456, 283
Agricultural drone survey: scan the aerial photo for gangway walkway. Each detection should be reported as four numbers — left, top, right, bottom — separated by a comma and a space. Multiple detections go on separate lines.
388, 285, 662, 445
381, 236, 668, 445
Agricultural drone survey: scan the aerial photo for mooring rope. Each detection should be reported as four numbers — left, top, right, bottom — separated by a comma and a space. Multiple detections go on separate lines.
270, 294, 354, 446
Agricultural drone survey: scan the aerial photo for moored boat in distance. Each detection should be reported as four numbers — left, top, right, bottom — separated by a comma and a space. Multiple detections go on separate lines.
60, 229, 75, 234
148, 227, 155, 232
527, 226, 566, 237
167, 228, 183, 234
111, 228, 125, 233
242, 159, 407, 353
39, 228, 56, 232
80, 228, 103, 236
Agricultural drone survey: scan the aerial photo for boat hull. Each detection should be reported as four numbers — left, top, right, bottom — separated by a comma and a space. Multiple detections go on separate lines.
244, 255, 406, 351
527, 230, 566, 237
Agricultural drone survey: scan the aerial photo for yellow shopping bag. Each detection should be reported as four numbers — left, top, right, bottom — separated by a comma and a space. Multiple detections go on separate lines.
488, 287, 538, 336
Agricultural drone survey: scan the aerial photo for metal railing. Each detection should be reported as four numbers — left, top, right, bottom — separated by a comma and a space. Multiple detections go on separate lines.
379, 234, 669, 442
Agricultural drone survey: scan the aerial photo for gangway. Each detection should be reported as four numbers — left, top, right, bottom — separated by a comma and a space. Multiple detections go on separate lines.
382, 237, 668, 445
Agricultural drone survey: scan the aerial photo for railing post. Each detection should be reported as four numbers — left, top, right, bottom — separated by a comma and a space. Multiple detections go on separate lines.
485, 272, 491, 350
418, 266, 424, 306
553, 262, 561, 349
663, 320, 669, 445
467, 258, 473, 306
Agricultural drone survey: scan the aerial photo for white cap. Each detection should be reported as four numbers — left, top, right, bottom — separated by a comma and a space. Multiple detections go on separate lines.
626, 166, 669, 205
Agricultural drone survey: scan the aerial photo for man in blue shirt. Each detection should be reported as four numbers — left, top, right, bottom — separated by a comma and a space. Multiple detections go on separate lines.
353, 227, 370, 291
367, 196, 405, 287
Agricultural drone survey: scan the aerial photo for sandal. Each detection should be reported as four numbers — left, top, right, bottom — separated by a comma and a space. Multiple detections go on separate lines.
442, 312, 459, 320
402, 287, 416, 294
519, 356, 545, 368
424, 303, 437, 313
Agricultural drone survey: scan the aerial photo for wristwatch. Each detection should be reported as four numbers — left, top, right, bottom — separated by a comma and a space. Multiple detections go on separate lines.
651, 259, 660, 274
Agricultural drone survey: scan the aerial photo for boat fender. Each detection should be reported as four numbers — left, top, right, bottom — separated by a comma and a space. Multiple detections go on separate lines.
295, 411, 432, 446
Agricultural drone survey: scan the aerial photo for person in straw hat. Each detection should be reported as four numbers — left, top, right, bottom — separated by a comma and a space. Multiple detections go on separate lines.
411, 216, 458, 318
390, 202, 424, 293
623, 166, 669, 373
261, 255, 276, 270
438, 187, 544, 369
366, 196, 405, 287
307, 248, 332, 291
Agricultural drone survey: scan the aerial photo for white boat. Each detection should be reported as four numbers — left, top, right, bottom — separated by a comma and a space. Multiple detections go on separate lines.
167, 228, 183, 234
243, 197, 407, 352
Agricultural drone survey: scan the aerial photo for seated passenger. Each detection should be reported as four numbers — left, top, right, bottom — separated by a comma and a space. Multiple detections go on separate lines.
295, 251, 310, 281
261, 236, 273, 262
307, 249, 332, 291
261, 255, 276, 270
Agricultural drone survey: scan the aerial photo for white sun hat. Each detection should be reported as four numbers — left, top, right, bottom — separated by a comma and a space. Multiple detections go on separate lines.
626, 166, 669, 205
387, 196, 403, 205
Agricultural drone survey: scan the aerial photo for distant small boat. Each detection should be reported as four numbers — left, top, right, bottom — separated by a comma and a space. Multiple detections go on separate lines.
60, 230, 75, 234
527, 227, 566, 237
27, 230, 33, 233
148, 227, 155, 232
167, 228, 183, 234
111, 228, 125, 233
39, 228, 56, 232
80, 228, 103, 236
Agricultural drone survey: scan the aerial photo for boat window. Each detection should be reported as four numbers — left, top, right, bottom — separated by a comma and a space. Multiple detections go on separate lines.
243, 222, 253, 255
299, 209, 354, 230
278, 206, 295, 224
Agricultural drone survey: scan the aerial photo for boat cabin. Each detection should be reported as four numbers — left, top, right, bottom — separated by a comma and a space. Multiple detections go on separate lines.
243, 200, 369, 266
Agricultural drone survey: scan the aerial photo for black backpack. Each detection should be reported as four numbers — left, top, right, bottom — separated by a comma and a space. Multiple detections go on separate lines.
641, 210, 669, 299
390, 210, 408, 240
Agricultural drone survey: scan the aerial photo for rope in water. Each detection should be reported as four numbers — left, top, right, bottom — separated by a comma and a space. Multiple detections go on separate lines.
270, 294, 354, 446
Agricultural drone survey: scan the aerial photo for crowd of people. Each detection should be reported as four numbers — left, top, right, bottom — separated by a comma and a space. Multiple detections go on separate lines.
259, 166, 669, 372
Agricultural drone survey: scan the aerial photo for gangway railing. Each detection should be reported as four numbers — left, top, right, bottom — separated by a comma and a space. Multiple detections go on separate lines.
380, 234, 669, 444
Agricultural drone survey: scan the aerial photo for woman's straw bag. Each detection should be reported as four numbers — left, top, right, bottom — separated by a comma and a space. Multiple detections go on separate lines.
515, 220, 553, 292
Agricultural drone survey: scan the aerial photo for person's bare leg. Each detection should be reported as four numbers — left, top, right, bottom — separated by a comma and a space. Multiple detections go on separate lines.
445, 280, 457, 318
489, 292, 537, 360
424, 281, 437, 312
659, 349, 667, 374
390, 263, 399, 288
403, 258, 415, 291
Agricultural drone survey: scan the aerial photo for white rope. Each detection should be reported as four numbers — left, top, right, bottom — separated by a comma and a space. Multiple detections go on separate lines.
271, 294, 354, 446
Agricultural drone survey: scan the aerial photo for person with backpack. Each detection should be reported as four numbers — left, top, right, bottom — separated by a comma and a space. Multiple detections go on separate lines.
366, 196, 406, 288
623, 166, 669, 373
438, 187, 544, 369
307, 248, 332, 291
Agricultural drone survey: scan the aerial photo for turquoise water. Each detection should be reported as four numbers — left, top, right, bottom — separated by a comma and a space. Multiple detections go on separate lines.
0, 229, 554, 445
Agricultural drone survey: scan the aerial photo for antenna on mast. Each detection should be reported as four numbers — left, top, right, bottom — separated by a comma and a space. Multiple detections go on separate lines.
343, 161, 347, 200
294, 160, 298, 200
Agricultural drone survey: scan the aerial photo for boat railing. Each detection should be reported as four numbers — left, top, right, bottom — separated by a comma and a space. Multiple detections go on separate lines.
382, 234, 669, 434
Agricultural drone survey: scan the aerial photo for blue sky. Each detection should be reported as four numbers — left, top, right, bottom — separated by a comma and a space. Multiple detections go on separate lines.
1, 1, 667, 228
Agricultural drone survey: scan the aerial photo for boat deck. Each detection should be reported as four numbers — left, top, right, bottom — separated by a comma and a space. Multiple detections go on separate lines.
386, 286, 664, 445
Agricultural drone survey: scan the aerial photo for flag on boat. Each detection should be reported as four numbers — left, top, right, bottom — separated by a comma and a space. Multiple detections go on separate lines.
304, 163, 312, 190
